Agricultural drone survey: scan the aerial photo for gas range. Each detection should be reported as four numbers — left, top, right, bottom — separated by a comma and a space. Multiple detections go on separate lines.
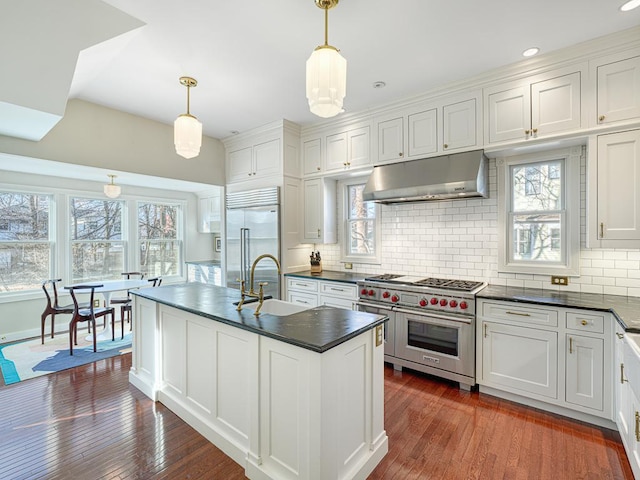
357, 274, 486, 316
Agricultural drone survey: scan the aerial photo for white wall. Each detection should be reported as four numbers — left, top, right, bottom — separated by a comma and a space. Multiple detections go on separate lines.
318, 150, 640, 298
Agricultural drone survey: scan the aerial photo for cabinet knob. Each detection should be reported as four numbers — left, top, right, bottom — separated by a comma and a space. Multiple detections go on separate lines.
524, 129, 530, 135
532, 128, 538, 135
599, 115, 605, 122
443, 144, 448, 149
248, 173, 252, 176
580, 320, 588, 326
317, 166, 321, 171
399, 152, 403, 157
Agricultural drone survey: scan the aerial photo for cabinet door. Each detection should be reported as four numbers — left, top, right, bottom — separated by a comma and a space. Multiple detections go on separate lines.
481, 321, 558, 398
302, 178, 336, 243
565, 334, 604, 411
629, 388, 640, 476
486, 85, 530, 143
377, 117, 404, 162
253, 139, 280, 178
326, 132, 348, 171
597, 130, 640, 241
348, 126, 370, 168
227, 146, 253, 182
615, 325, 631, 443
302, 138, 322, 175
531, 72, 581, 136
407, 109, 437, 157
442, 99, 476, 151
597, 56, 640, 125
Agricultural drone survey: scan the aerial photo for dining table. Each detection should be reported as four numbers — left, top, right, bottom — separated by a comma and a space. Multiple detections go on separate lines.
65, 279, 149, 342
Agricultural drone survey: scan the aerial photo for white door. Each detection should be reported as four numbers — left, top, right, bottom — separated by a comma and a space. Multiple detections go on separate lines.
597, 56, 640, 125
486, 85, 530, 143
227, 146, 253, 182
302, 138, 322, 175
442, 99, 476, 151
348, 126, 370, 168
597, 129, 640, 241
407, 109, 437, 157
303, 179, 321, 241
531, 72, 581, 136
377, 116, 404, 162
325, 132, 348, 171
481, 321, 558, 398
565, 334, 604, 411
253, 139, 280, 178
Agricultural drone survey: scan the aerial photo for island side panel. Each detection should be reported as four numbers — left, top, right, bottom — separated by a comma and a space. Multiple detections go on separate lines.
129, 296, 160, 400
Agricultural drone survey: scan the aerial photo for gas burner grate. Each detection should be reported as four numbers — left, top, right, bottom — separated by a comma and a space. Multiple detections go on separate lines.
364, 274, 403, 281
413, 278, 485, 291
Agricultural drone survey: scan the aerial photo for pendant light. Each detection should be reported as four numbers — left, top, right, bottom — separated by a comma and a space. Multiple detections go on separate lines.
104, 174, 121, 199
306, 0, 346, 118
174, 76, 202, 159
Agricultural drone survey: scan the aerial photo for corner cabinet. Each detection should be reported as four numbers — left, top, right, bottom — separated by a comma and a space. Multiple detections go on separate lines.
302, 177, 336, 243
286, 276, 357, 310
484, 67, 583, 144
477, 299, 613, 425
588, 129, 640, 248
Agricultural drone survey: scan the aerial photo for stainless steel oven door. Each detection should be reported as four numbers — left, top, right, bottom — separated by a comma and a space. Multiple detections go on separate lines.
394, 308, 474, 379
356, 301, 395, 357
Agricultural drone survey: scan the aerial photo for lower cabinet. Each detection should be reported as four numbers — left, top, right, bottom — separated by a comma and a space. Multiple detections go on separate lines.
617, 327, 640, 478
286, 276, 357, 310
477, 299, 612, 424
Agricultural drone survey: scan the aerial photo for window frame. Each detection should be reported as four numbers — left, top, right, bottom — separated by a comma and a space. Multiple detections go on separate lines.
497, 147, 581, 276
339, 177, 381, 265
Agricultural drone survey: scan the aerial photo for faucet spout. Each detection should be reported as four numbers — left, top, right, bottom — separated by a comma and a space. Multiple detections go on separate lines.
249, 254, 281, 295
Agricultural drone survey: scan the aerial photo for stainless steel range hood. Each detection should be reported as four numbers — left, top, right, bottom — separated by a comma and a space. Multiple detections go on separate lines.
363, 150, 488, 204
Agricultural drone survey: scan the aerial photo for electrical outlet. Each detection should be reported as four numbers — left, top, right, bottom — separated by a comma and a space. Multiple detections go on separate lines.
551, 276, 569, 286
344, 262, 353, 270
93, 299, 101, 307
375, 325, 383, 347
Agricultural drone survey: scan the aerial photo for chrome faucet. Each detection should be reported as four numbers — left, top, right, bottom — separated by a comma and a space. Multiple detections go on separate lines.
236, 253, 281, 316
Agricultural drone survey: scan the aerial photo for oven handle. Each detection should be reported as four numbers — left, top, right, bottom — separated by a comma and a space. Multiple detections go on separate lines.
355, 301, 395, 313
393, 306, 472, 325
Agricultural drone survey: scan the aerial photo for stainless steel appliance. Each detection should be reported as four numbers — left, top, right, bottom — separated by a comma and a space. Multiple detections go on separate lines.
226, 187, 281, 299
356, 274, 486, 390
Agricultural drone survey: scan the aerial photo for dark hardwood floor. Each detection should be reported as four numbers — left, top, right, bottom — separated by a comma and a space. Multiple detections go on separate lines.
0, 354, 633, 479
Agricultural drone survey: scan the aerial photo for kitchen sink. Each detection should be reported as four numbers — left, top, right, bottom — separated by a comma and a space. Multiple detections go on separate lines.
243, 299, 310, 316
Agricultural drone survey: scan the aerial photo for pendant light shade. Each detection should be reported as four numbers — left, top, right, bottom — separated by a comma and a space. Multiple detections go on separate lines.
174, 77, 202, 159
306, 0, 346, 119
104, 174, 121, 199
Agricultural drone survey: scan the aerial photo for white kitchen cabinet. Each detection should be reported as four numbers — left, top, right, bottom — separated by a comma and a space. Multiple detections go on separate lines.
589, 129, 640, 248
620, 333, 640, 479
287, 276, 357, 311
197, 191, 222, 233
375, 92, 480, 164
322, 126, 371, 173
485, 70, 582, 144
596, 55, 640, 126
302, 177, 336, 243
477, 299, 613, 424
302, 137, 322, 175
615, 324, 631, 446
227, 138, 280, 183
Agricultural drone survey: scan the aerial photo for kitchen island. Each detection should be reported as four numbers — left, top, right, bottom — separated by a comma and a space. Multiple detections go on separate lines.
129, 283, 388, 480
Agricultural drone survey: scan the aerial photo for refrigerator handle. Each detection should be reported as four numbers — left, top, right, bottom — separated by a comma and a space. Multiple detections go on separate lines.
244, 227, 251, 285
240, 228, 247, 283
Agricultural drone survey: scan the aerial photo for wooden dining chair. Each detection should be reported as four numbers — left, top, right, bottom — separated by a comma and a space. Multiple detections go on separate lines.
68, 285, 115, 355
41, 279, 89, 344
120, 276, 162, 339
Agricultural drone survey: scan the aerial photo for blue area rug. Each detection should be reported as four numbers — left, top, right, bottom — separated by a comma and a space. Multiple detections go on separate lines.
0, 331, 131, 385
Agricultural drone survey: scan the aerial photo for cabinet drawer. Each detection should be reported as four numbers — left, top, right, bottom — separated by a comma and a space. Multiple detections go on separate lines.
319, 281, 357, 300
287, 292, 318, 308
482, 302, 558, 327
319, 295, 354, 310
287, 278, 318, 293
566, 312, 605, 334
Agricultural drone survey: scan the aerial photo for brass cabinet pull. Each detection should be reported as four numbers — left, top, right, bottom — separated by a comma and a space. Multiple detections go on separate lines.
506, 311, 531, 317
317, 166, 321, 171
599, 115, 606, 122
617, 332, 625, 339
399, 152, 404, 157
635, 412, 640, 442
600, 222, 604, 238
443, 144, 448, 149
581, 320, 588, 326
569, 337, 573, 354
484, 323, 488, 338
532, 128, 538, 133
622, 363, 629, 384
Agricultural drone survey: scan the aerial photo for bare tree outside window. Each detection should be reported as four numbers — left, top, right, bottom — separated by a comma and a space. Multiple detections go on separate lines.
70, 198, 124, 282
347, 184, 376, 256
0, 192, 51, 292
138, 202, 181, 278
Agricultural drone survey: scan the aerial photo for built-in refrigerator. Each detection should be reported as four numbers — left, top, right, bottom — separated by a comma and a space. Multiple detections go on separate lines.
225, 187, 281, 299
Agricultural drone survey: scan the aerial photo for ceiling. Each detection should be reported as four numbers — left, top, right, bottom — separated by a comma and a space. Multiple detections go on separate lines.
64, 0, 640, 141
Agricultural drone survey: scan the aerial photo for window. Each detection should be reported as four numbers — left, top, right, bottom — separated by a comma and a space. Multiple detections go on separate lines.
498, 148, 580, 275
138, 202, 182, 278
70, 197, 124, 283
0, 192, 52, 292
341, 180, 380, 264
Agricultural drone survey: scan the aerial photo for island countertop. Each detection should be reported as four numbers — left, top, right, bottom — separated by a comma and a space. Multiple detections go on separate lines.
132, 283, 387, 353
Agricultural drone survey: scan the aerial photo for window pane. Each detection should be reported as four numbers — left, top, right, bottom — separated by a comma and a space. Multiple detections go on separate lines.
348, 185, 375, 219
140, 240, 180, 277
72, 242, 125, 282
512, 214, 561, 262
70, 198, 122, 240
348, 219, 375, 255
0, 244, 51, 291
512, 160, 563, 212
138, 203, 178, 240
0, 192, 49, 240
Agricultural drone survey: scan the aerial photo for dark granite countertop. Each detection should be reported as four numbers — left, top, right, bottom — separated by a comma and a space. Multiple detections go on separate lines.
478, 285, 640, 333
132, 283, 386, 353
285, 270, 366, 284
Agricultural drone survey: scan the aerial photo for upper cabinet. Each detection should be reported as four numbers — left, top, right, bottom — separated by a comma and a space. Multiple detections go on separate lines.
595, 55, 640, 126
374, 91, 481, 164
302, 177, 336, 243
197, 190, 222, 233
227, 139, 280, 183
484, 68, 583, 144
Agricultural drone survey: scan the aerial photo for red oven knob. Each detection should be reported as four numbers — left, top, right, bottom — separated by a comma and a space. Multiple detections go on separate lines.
430, 298, 438, 305
391, 294, 399, 303
439, 299, 448, 306
419, 298, 427, 307
368, 289, 376, 297
459, 301, 468, 310
361, 288, 368, 295
382, 291, 390, 298
449, 300, 458, 308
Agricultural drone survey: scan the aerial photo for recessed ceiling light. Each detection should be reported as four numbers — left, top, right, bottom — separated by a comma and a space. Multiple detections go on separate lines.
522, 47, 540, 57
620, 0, 640, 11
372, 81, 386, 89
